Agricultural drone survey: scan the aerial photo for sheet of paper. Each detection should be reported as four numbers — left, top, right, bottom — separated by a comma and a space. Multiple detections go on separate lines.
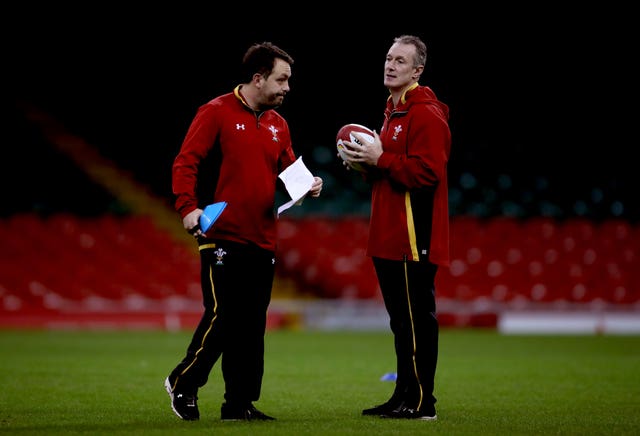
277, 156, 314, 217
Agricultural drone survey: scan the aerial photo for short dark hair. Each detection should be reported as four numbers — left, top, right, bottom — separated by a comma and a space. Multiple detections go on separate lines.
240, 42, 294, 82
393, 35, 427, 68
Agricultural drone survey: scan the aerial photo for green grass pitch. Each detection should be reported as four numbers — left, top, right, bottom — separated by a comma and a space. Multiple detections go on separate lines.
1, 328, 638, 435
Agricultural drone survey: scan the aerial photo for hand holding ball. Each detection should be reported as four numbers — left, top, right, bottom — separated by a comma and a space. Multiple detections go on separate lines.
336, 123, 375, 172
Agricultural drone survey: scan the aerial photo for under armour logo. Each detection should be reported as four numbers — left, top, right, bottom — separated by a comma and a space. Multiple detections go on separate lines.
236, 124, 245, 130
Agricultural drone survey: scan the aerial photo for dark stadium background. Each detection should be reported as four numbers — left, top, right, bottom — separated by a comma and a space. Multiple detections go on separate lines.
5, 4, 636, 221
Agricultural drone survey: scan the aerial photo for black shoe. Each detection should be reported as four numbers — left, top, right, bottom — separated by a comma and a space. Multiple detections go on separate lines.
164, 377, 200, 421
380, 402, 437, 420
362, 399, 401, 416
221, 403, 275, 421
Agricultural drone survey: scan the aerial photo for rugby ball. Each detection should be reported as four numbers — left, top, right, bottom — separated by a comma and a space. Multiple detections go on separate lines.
336, 123, 375, 172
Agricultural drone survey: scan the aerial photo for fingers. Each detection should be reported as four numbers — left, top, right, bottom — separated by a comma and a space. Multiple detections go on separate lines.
342, 143, 364, 158
188, 223, 201, 235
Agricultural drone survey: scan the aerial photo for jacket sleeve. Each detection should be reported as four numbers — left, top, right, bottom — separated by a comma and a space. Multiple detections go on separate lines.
172, 104, 221, 217
277, 121, 297, 172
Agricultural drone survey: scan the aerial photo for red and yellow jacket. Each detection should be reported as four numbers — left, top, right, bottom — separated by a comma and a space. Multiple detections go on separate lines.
172, 85, 296, 251
366, 84, 451, 266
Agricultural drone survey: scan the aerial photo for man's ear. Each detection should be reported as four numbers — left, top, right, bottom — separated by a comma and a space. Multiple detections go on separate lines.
413, 65, 424, 80
252, 73, 264, 86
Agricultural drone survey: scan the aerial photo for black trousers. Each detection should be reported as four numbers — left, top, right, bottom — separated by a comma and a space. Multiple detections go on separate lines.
372, 256, 439, 409
169, 239, 275, 404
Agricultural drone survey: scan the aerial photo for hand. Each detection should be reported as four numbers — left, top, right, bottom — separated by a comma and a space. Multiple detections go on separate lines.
342, 130, 383, 167
309, 176, 323, 197
183, 208, 204, 237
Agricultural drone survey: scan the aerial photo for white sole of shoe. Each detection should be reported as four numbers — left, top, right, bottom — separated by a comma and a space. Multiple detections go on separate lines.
164, 377, 184, 420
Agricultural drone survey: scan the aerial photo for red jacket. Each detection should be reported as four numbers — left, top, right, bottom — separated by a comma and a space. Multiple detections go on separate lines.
366, 84, 451, 266
172, 86, 296, 251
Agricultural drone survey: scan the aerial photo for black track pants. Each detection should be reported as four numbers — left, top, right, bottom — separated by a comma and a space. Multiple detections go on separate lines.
372, 256, 439, 409
169, 239, 275, 404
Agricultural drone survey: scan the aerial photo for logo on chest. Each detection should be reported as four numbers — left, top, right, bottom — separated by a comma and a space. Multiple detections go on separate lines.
269, 125, 279, 142
392, 125, 403, 141
233, 122, 280, 142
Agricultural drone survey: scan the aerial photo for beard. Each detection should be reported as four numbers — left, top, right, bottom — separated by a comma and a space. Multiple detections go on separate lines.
257, 93, 285, 111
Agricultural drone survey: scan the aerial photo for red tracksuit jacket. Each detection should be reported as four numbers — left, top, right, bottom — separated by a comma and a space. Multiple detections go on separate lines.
366, 83, 451, 266
172, 86, 296, 251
